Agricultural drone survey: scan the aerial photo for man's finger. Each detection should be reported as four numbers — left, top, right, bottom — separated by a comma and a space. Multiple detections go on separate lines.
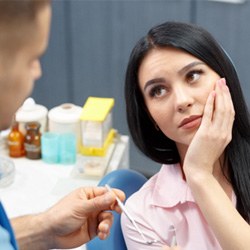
97, 212, 114, 239
83, 191, 116, 213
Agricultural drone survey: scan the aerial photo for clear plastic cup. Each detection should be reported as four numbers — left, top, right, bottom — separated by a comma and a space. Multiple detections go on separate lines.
41, 132, 60, 164
59, 133, 76, 165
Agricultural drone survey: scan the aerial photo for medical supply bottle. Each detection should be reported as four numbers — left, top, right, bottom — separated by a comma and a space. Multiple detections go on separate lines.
8, 120, 25, 157
24, 122, 41, 159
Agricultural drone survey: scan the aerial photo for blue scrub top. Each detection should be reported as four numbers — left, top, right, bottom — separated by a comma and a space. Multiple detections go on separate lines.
0, 202, 18, 250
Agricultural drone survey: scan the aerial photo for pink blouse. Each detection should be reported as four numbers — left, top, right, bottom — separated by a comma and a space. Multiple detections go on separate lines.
121, 164, 236, 250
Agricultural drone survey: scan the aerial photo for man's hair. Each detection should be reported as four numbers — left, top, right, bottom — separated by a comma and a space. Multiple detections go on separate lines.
0, 0, 50, 55
0, 0, 50, 24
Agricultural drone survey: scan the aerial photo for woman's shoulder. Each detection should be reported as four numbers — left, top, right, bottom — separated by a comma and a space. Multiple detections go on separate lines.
125, 165, 165, 208
125, 163, 180, 209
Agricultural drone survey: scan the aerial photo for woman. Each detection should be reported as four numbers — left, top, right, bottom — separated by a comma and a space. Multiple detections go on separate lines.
121, 21, 250, 250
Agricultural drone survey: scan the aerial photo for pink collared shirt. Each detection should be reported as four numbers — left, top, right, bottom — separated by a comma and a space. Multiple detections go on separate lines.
121, 164, 236, 250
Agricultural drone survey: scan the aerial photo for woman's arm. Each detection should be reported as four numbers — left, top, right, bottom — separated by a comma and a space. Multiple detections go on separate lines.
185, 171, 250, 250
183, 78, 250, 249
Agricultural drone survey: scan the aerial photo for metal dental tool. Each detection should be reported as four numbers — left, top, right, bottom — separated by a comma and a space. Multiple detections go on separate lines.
169, 225, 177, 247
105, 184, 159, 245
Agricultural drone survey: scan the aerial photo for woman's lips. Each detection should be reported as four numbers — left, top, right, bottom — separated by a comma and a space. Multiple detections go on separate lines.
178, 115, 202, 129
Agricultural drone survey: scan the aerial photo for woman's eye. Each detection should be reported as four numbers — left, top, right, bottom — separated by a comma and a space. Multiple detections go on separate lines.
149, 86, 167, 98
186, 70, 203, 83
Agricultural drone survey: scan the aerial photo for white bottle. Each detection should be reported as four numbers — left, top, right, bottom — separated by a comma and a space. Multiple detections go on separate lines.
48, 103, 82, 152
15, 98, 48, 135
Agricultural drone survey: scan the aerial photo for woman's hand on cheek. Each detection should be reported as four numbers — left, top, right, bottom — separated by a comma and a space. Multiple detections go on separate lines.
183, 78, 235, 178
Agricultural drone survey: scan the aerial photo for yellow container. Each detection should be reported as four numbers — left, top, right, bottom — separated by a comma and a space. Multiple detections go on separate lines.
80, 97, 115, 156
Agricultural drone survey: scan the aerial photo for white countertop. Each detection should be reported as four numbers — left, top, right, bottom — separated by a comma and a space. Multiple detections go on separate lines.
0, 135, 129, 250
0, 157, 100, 218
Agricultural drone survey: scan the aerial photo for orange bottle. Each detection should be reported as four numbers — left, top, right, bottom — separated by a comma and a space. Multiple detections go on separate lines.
24, 122, 41, 159
8, 120, 25, 157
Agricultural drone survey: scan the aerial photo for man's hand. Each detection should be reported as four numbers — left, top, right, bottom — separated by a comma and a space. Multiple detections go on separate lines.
44, 186, 125, 249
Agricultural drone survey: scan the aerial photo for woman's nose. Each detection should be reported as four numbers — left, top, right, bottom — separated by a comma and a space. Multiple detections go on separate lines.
174, 87, 193, 113
31, 59, 42, 81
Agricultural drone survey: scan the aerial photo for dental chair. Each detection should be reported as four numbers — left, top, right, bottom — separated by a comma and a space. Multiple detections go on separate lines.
86, 168, 147, 250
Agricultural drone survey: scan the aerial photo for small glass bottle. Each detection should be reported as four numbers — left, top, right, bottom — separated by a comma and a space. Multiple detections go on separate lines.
24, 122, 41, 159
8, 120, 25, 157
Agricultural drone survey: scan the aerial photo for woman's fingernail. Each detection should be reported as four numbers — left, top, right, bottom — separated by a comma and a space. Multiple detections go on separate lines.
217, 78, 226, 88
221, 78, 226, 85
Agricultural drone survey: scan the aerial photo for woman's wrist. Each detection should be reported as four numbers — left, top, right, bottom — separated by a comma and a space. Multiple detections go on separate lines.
184, 164, 213, 183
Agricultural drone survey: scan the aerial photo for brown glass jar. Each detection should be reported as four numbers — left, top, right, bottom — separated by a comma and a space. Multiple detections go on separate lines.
24, 122, 41, 159
8, 120, 25, 157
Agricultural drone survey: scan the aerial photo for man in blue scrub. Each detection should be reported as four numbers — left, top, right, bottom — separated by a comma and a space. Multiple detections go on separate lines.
0, 1, 124, 249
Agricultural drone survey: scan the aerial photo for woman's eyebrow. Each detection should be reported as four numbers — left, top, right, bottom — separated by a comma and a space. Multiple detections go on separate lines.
143, 61, 205, 91
178, 61, 205, 75
143, 77, 166, 92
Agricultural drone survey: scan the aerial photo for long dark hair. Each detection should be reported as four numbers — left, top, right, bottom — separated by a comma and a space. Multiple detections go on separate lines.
125, 21, 250, 222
